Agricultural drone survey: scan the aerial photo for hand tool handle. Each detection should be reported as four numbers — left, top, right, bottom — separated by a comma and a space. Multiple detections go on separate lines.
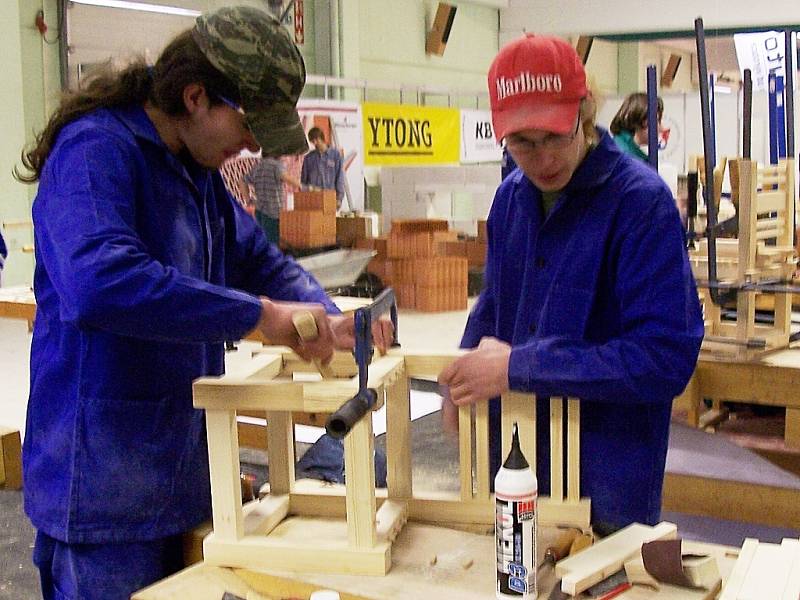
325, 389, 377, 439
292, 311, 335, 379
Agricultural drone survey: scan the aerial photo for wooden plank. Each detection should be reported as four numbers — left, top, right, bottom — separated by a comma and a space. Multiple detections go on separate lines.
265, 411, 294, 495
205, 409, 244, 542
203, 531, 391, 576
401, 353, 462, 379
550, 397, 564, 502
344, 413, 377, 548
386, 376, 412, 499
781, 538, 800, 600
194, 381, 305, 411
0, 427, 22, 490
474, 401, 490, 500
567, 398, 580, 502
375, 499, 408, 543
718, 538, 760, 600
756, 190, 790, 213
458, 404, 473, 500
662, 472, 800, 529
555, 521, 677, 595
501, 392, 535, 469
243, 494, 290, 536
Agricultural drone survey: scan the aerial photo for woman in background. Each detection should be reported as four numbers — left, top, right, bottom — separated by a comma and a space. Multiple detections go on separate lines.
609, 92, 664, 161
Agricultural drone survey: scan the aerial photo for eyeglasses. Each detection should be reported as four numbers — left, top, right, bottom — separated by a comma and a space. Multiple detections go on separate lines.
505, 116, 581, 155
213, 93, 246, 116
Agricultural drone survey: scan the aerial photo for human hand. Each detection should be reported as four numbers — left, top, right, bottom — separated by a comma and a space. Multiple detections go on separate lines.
328, 314, 394, 354
440, 384, 459, 434
256, 298, 335, 363
437, 337, 511, 406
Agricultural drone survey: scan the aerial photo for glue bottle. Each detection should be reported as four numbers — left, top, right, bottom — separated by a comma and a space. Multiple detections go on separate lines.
495, 422, 537, 599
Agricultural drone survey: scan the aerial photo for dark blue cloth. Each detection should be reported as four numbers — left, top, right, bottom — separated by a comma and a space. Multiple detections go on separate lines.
301, 147, 345, 203
296, 433, 387, 487
33, 530, 183, 600
0, 229, 7, 270
23, 104, 339, 546
463, 128, 703, 529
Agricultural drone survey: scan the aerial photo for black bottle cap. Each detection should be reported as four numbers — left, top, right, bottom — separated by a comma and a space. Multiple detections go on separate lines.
503, 422, 529, 470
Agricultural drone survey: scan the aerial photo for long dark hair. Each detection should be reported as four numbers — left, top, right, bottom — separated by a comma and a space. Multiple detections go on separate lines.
609, 92, 664, 136
14, 30, 240, 183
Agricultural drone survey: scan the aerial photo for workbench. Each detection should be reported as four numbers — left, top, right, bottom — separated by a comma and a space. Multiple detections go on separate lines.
0, 286, 35, 328
134, 522, 737, 600
677, 345, 800, 449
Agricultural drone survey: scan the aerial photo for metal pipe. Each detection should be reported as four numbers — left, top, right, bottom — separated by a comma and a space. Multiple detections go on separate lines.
784, 30, 795, 158
743, 69, 752, 160
646, 64, 658, 169
695, 17, 725, 305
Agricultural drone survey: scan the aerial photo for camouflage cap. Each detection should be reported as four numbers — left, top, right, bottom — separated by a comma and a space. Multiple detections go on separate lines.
192, 6, 308, 156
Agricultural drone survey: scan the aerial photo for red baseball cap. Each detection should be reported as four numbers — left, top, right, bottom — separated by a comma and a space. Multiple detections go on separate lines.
489, 34, 588, 139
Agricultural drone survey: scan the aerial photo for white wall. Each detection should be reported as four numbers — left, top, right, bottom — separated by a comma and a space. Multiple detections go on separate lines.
501, 0, 800, 39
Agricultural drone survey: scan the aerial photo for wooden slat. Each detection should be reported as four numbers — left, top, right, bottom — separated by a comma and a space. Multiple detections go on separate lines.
386, 376, 412, 499
567, 398, 580, 502
474, 401, 490, 500
458, 404, 473, 500
549, 397, 564, 502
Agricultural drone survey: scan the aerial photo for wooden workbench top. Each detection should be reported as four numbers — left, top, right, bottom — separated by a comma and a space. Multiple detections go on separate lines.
134, 523, 737, 600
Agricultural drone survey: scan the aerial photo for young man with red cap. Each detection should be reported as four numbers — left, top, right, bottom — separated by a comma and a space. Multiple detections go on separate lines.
439, 34, 703, 533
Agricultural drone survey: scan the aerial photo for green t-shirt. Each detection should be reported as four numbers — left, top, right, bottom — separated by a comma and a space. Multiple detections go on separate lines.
613, 130, 648, 161
541, 190, 560, 217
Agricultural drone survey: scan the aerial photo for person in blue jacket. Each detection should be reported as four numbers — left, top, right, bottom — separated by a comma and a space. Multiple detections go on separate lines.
14, 7, 391, 599
0, 228, 6, 285
439, 34, 703, 534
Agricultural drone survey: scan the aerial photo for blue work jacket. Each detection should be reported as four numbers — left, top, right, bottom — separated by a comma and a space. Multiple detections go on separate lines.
463, 129, 703, 529
23, 105, 337, 544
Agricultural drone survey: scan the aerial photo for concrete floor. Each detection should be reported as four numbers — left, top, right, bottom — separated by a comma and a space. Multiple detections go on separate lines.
2, 303, 800, 598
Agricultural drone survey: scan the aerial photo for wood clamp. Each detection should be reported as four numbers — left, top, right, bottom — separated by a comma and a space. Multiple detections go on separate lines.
325, 288, 399, 439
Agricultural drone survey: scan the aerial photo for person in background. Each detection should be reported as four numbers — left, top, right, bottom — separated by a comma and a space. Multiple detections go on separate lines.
438, 34, 703, 534
14, 7, 391, 599
239, 156, 302, 244
301, 126, 345, 209
0, 228, 6, 286
609, 92, 664, 161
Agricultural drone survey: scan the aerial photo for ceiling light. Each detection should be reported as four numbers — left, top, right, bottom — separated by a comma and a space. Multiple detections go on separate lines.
70, 0, 201, 17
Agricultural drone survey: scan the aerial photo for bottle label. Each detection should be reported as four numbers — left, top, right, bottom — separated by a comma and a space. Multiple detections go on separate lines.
495, 494, 537, 598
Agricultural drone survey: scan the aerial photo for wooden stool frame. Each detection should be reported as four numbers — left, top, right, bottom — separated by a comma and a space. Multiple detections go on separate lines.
690, 158, 797, 360
194, 348, 590, 576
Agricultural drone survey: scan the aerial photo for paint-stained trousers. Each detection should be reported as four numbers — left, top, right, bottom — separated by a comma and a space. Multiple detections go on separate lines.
33, 531, 184, 600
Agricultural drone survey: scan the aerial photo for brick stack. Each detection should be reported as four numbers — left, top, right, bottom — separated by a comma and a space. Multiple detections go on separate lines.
279, 190, 337, 249
376, 219, 468, 312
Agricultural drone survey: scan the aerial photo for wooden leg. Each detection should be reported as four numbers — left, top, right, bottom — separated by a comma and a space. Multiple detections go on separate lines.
786, 408, 800, 449
386, 377, 412, 499
676, 372, 702, 428
266, 411, 294, 495
205, 409, 244, 542
0, 427, 22, 490
344, 414, 377, 548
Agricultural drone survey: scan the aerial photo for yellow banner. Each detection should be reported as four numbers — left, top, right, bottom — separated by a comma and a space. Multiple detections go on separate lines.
362, 102, 460, 166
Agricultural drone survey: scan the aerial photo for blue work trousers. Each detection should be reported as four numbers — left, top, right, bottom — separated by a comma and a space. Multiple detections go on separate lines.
33, 531, 184, 600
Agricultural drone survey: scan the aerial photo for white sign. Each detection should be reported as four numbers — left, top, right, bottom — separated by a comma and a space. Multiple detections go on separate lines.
734, 31, 798, 92
297, 99, 365, 212
460, 109, 502, 164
